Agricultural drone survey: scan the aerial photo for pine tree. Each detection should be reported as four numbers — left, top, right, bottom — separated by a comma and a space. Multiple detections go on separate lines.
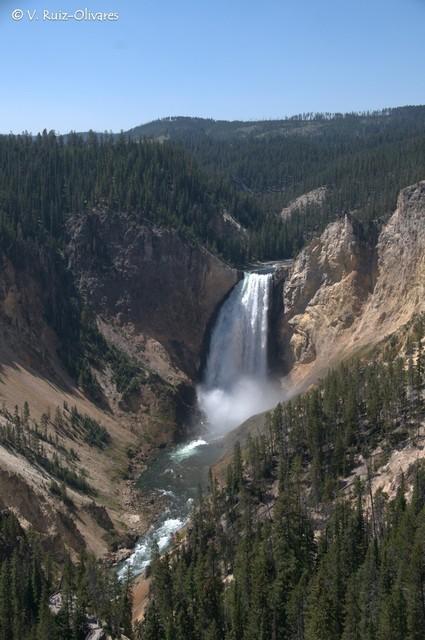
406, 520, 425, 640
0, 560, 12, 640
138, 599, 164, 639
245, 541, 272, 640
342, 575, 362, 640
36, 586, 58, 640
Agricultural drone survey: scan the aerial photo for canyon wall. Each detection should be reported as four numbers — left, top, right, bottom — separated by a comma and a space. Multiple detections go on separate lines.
276, 181, 425, 386
0, 214, 239, 556
67, 209, 239, 379
2, 179, 425, 556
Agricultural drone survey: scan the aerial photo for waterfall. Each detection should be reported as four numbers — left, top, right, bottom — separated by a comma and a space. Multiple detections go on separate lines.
119, 272, 278, 579
198, 271, 278, 433
203, 272, 272, 388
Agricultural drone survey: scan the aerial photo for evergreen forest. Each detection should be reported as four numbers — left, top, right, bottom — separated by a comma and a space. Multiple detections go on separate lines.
138, 320, 425, 640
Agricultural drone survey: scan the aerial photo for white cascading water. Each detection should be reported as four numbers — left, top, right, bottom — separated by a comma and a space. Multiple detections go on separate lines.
198, 271, 279, 433
120, 271, 280, 579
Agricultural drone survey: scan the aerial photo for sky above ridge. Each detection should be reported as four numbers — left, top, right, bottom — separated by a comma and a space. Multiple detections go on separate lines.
0, 0, 424, 133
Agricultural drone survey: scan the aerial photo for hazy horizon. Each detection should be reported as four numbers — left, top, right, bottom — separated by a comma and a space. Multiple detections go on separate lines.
1, 0, 424, 134
3, 103, 425, 137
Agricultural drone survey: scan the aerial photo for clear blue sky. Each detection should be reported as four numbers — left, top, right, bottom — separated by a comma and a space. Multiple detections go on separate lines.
0, 0, 424, 133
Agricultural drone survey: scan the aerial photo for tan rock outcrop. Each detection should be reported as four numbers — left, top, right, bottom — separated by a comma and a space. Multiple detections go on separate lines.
280, 186, 328, 220
278, 181, 425, 385
353, 181, 425, 342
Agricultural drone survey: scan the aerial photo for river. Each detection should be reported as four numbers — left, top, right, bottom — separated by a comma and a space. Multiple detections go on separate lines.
118, 434, 227, 578
119, 270, 279, 579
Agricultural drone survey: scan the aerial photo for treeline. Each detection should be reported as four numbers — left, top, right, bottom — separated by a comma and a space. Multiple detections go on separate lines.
3, 108, 425, 266
145, 106, 425, 258
0, 509, 132, 639
138, 320, 425, 639
0, 131, 258, 265
7, 107, 425, 274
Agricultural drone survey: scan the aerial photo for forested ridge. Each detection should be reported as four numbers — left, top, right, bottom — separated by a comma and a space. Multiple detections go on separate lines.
138, 319, 425, 640
130, 106, 425, 257
4, 106, 425, 274
0, 131, 259, 264
0, 131, 259, 381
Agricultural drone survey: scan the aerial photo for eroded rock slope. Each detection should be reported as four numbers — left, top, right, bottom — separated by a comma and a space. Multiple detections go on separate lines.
0, 217, 238, 556
67, 210, 239, 378
278, 181, 425, 385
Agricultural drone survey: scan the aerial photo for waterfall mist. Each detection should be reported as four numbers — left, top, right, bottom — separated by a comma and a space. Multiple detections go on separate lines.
120, 272, 282, 579
198, 272, 281, 433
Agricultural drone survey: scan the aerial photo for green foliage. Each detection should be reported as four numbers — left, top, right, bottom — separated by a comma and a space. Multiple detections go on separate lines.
0, 131, 258, 385
48, 481, 75, 510
0, 510, 133, 639
0, 404, 94, 495
0, 130, 255, 265
268, 337, 424, 503
140, 330, 425, 640
7, 108, 425, 273
132, 107, 425, 260
79, 310, 149, 402
68, 405, 111, 449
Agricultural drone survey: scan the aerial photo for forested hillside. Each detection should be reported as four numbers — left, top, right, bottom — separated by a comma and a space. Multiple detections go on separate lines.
0, 509, 133, 640
0, 132, 254, 386
5, 107, 425, 277
138, 319, 425, 640
129, 106, 425, 257
0, 132, 258, 264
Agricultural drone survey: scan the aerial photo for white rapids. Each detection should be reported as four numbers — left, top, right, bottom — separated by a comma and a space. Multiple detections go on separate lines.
119, 271, 282, 580
170, 438, 208, 462
118, 517, 184, 579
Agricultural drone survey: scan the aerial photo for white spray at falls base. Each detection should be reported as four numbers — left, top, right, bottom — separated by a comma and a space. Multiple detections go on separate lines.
119, 272, 281, 579
198, 271, 280, 433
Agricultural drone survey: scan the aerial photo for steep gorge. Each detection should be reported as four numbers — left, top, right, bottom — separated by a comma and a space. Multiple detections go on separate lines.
2, 178, 425, 561
0, 219, 239, 556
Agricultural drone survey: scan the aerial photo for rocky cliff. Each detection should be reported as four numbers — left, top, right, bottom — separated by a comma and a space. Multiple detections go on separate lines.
0, 214, 239, 557
67, 209, 239, 379
277, 181, 425, 385
2, 179, 425, 559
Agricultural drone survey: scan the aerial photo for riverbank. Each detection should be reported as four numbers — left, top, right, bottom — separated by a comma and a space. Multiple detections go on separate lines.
129, 412, 271, 623
115, 435, 228, 579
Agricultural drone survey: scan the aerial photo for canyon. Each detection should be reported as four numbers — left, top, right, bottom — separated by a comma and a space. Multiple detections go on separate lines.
0, 179, 425, 563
